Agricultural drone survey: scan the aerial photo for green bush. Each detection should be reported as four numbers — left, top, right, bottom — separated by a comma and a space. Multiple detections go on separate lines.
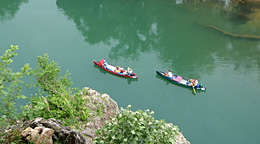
0, 46, 97, 126
0, 45, 30, 120
21, 54, 90, 126
94, 105, 179, 144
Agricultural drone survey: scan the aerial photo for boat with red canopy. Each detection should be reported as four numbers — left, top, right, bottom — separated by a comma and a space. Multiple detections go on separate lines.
93, 59, 138, 79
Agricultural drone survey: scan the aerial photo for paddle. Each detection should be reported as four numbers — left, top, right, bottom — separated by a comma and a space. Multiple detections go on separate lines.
189, 79, 196, 94
192, 85, 196, 94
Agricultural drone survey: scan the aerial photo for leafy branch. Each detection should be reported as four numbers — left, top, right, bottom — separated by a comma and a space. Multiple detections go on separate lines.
0, 45, 30, 120
21, 54, 90, 126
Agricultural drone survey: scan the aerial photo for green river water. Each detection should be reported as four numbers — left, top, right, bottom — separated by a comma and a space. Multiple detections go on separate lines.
1, 0, 260, 143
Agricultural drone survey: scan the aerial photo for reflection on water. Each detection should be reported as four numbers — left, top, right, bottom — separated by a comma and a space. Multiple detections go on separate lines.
56, 0, 205, 77
56, 0, 260, 80
179, 0, 260, 29
213, 39, 260, 80
0, 0, 28, 21
56, 0, 160, 62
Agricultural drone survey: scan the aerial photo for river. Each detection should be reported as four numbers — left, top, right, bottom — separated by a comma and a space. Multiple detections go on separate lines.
1, 0, 260, 143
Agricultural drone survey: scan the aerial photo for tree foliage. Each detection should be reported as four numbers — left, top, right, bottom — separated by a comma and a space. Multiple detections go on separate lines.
21, 54, 89, 125
0, 45, 95, 126
94, 105, 179, 144
0, 45, 30, 119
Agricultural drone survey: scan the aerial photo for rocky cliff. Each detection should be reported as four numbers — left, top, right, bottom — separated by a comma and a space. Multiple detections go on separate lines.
2, 87, 190, 144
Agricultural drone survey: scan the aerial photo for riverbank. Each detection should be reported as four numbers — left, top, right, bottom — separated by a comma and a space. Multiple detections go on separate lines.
1, 87, 190, 144
228, 0, 260, 27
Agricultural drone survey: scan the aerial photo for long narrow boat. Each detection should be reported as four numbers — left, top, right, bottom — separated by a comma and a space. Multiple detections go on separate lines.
156, 70, 206, 91
93, 60, 138, 79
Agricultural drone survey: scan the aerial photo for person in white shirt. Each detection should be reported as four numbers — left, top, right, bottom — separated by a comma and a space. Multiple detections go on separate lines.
127, 67, 133, 76
164, 70, 173, 78
167, 70, 173, 79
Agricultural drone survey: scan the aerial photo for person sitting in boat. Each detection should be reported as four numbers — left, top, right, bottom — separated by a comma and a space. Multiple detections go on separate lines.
167, 70, 173, 79
115, 66, 124, 74
164, 70, 173, 78
102, 60, 107, 68
120, 69, 124, 73
127, 67, 133, 76
122, 70, 128, 75
115, 67, 119, 73
188, 78, 198, 87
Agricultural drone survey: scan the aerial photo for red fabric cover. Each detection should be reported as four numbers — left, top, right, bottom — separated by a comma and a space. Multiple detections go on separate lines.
98, 59, 104, 66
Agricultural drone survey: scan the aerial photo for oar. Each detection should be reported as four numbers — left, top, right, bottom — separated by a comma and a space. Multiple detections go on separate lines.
188, 79, 196, 94
192, 85, 196, 94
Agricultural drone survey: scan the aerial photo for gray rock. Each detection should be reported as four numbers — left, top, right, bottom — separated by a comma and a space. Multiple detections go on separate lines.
14, 117, 85, 144
21, 127, 33, 137
79, 87, 120, 143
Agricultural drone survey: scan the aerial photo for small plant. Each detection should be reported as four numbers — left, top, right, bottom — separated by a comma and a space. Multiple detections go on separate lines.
4, 128, 23, 144
98, 107, 103, 117
94, 105, 179, 144
0, 45, 30, 120
0, 115, 8, 143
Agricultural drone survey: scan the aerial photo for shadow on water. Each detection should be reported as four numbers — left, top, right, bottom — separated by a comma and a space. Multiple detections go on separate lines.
93, 64, 138, 84
56, 0, 260, 80
0, 0, 29, 22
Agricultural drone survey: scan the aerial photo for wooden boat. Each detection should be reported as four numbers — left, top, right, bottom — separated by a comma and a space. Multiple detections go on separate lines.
93, 60, 138, 79
156, 70, 206, 91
